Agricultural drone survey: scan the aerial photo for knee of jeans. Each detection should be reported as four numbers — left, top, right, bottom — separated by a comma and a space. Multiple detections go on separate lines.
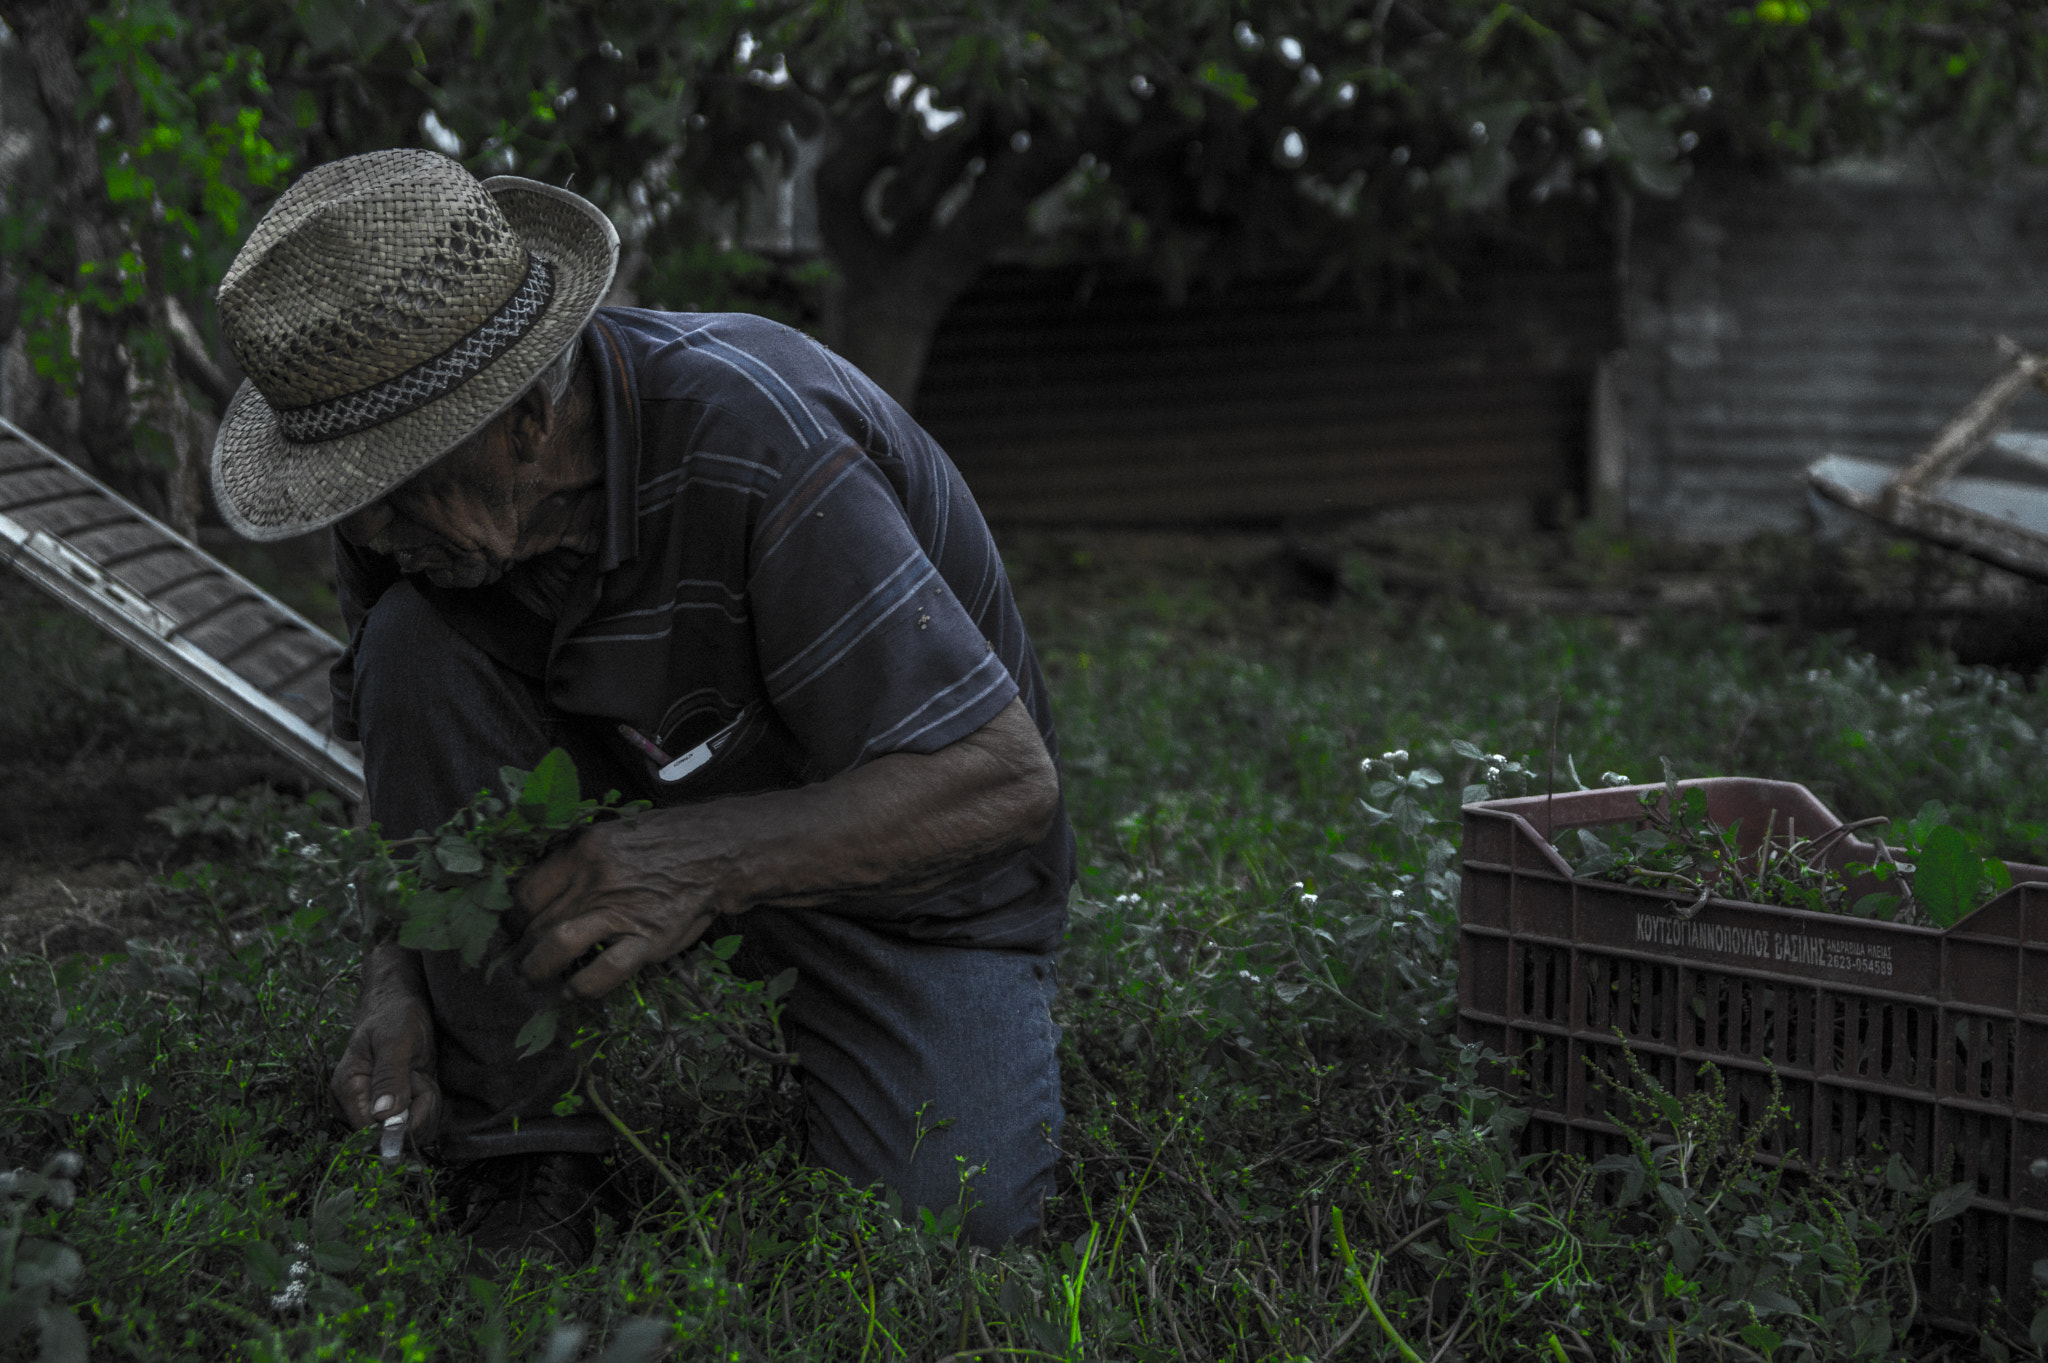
957, 1158, 1054, 1250
892, 1122, 1057, 1250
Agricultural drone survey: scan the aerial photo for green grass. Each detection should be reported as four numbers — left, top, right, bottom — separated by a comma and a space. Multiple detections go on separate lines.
7, 532, 2048, 1360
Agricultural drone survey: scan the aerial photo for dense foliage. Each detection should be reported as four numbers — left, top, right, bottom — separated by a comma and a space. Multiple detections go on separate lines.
6, 0, 2047, 503
10, 536, 2048, 1357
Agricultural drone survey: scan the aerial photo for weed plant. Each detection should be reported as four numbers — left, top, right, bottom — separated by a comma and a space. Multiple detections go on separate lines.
10, 554, 2048, 1357
0, 577, 246, 769
1551, 770, 2015, 927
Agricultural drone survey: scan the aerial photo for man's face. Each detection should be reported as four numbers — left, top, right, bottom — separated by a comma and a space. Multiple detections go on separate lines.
336, 413, 528, 589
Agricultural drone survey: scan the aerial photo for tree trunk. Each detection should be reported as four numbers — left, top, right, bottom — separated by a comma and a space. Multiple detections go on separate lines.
5, 0, 176, 525
811, 107, 1076, 413
820, 270, 957, 411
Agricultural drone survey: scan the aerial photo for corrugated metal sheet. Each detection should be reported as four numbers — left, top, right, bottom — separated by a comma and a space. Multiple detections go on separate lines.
916, 265, 1616, 524
1620, 176, 2048, 539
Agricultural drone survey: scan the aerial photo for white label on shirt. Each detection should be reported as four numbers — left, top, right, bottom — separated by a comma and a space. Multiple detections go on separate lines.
657, 712, 745, 783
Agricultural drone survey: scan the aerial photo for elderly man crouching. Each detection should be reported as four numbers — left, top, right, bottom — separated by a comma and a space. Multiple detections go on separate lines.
208, 150, 1073, 1261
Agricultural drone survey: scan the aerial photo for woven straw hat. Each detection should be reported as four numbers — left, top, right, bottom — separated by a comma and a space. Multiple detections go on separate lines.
210, 149, 619, 541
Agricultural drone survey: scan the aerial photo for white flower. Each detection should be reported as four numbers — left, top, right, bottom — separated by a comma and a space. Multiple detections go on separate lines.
270, 1245, 311, 1312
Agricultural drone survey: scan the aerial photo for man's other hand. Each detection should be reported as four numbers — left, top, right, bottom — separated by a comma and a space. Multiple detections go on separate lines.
331, 944, 442, 1148
514, 816, 725, 1001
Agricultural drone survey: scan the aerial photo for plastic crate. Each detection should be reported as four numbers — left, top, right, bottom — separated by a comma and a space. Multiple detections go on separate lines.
1458, 777, 2048, 1313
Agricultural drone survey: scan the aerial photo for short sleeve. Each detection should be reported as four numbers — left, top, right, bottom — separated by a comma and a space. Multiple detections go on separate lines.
747, 440, 1018, 776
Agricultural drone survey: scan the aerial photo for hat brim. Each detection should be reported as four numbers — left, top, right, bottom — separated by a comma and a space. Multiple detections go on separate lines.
210, 177, 620, 542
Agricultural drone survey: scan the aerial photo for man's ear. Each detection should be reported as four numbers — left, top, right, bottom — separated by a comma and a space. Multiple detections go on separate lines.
508, 381, 556, 464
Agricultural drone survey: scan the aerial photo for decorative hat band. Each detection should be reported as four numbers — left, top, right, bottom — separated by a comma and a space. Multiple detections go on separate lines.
274, 253, 556, 445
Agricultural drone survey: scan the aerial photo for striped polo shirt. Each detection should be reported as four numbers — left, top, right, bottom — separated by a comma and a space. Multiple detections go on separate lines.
332, 307, 1073, 954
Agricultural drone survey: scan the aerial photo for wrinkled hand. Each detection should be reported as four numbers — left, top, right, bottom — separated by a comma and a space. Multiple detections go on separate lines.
515, 813, 728, 1000
330, 968, 441, 1149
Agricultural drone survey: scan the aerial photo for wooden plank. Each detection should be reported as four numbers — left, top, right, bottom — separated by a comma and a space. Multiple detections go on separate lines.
1884, 347, 2048, 508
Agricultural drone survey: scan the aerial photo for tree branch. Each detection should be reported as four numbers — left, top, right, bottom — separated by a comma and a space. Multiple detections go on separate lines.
165, 296, 237, 414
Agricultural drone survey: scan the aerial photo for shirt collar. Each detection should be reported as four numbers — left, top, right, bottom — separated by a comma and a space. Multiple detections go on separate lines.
584, 310, 641, 571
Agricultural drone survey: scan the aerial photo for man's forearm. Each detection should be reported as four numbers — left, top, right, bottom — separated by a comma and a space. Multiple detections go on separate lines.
644, 697, 1057, 912
513, 697, 1061, 995
714, 697, 1061, 909
359, 941, 429, 1013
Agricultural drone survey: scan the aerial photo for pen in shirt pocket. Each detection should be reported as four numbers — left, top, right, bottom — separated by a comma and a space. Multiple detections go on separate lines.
619, 709, 749, 784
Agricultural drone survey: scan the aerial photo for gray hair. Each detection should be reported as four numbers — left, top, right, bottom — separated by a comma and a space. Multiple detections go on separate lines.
536, 332, 582, 407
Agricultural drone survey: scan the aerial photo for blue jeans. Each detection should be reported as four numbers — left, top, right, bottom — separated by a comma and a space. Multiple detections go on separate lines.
348, 580, 1063, 1247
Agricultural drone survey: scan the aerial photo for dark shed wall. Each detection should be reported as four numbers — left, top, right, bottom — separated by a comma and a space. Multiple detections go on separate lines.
915, 265, 1615, 524
1620, 176, 2048, 539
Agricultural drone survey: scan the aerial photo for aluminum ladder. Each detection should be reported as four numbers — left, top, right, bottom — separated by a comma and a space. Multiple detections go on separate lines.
0, 415, 363, 801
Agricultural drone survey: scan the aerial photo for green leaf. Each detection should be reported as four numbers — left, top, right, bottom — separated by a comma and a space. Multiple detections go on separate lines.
466, 1275, 503, 1313
2030, 1300, 2048, 1348
312, 1240, 362, 1273
1851, 893, 1900, 920
1914, 825, 1981, 927
1739, 1322, 1783, 1353
1884, 1154, 1916, 1193
434, 838, 484, 875
514, 1008, 559, 1058
1667, 1224, 1700, 1273
397, 889, 456, 951
310, 1189, 355, 1243
243, 1239, 287, 1290
1594, 1152, 1645, 1203
448, 891, 500, 969
518, 748, 582, 826
475, 871, 512, 913
766, 967, 798, 1001
1750, 1286, 1803, 1316
1193, 62, 1256, 111
500, 764, 532, 800
1928, 1180, 1976, 1224
1571, 828, 1617, 877
1910, 800, 1951, 846
710, 934, 744, 961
